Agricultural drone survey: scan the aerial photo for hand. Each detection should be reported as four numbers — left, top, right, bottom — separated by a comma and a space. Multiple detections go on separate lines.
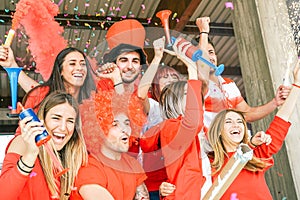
0, 46, 18, 68
293, 59, 300, 85
159, 182, 176, 197
250, 131, 272, 146
153, 37, 165, 59
96, 62, 122, 84
19, 116, 45, 155
196, 17, 210, 33
274, 85, 291, 106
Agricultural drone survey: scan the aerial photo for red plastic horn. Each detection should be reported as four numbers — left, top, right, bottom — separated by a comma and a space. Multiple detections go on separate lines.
156, 10, 172, 47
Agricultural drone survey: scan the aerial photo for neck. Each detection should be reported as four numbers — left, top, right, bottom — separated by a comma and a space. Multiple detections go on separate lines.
101, 146, 122, 160
64, 83, 80, 100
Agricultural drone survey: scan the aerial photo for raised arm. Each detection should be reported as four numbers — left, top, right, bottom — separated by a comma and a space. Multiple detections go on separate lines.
276, 59, 300, 121
137, 37, 165, 99
0, 46, 39, 92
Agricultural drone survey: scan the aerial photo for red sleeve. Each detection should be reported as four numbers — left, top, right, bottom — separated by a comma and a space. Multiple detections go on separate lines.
0, 153, 30, 199
96, 79, 114, 92
123, 155, 148, 186
140, 122, 165, 153
254, 116, 291, 159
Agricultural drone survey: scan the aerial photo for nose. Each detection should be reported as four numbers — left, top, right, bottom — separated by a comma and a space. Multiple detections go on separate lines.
75, 62, 84, 70
119, 124, 131, 136
59, 120, 67, 132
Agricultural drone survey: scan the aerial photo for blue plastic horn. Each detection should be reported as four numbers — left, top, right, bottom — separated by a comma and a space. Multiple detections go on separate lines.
4, 67, 23, 117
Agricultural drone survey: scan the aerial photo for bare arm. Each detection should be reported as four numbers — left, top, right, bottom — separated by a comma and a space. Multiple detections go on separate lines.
96, 63, 124, 94
235, 84, 291, 122
276, 59, 300, 121
79, 184, 115, 200
134, 183, 149, 200
0, 46, 39, 92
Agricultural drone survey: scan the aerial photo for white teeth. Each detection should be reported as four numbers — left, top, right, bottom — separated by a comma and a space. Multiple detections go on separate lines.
53, 133, 65, 137
73, 73, 83, 77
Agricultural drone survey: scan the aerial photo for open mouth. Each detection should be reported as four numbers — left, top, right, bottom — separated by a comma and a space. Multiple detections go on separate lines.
72, 73, 84, 78
230, 130, 240, 135
121, 136, 129, 144
52, 133, 66, 143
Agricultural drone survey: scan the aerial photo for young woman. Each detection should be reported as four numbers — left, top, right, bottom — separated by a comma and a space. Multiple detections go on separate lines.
0, 91, 88, 199
139, 43, 208, 199
0, 46, 96, 108
206, 60, 300, 199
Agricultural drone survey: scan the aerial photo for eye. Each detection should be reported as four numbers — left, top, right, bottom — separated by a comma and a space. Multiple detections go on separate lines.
67, 119, 75, 124
51, 116, 60, 120
237, 120, 243, 124
125, 120, 130, 126
112, 121, 118, 126
225, 120, 232, 124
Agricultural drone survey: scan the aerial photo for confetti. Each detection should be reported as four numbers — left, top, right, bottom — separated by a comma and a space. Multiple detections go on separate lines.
225, 2, 234, 10
57, 0, 63, 6
0, 19, 4, 23
121, 15, 127, 19
106, 17, 112, 21
172, 13, 177, 20
74, 6, 78, 11
85, 3, 89, 7
4, 9, 10, 12
29, 171, 37, 178
141, 4, 145, 10
84, 23, 91, 29
116, 7, 121, 11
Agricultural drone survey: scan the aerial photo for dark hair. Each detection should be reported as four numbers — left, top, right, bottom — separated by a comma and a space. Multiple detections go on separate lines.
192, 36, 215, 49
23, 47, 96, 108
151, 66, 181, 101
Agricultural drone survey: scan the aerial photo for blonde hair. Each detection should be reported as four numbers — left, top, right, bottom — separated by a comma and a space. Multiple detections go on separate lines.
159, 81, 186, 119
208, 109, 269, 175
37, 91, 88, 199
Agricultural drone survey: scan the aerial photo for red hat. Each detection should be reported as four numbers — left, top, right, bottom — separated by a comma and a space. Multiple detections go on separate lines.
106, 19, 146, 49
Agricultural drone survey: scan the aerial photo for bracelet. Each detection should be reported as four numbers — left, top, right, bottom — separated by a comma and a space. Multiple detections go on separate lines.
292, 83, 300, 88
17, 160, 32, 174
249, 136, 257, 148
114, 82, 123, 87
20, 156, 35, 168
200, 32, 209, 35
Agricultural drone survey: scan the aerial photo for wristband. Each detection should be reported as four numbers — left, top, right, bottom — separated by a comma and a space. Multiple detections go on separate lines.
114, 82, 123, 87
292, 83, 300, 88
200, 32, 209, 35
20, 156, 35, 168
17, 160, 32, 174
249, 136, 257, 148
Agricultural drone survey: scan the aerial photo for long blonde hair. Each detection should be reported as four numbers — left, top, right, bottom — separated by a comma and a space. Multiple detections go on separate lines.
208, 109, 269, 175
37, 91, 88, 199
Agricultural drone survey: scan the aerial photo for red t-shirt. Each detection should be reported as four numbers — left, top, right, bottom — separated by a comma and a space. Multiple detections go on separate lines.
212, 116, 291, 200
72, 153, 147, 200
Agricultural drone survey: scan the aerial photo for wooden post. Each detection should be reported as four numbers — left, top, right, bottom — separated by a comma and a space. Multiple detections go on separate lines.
231, 0, 299, 199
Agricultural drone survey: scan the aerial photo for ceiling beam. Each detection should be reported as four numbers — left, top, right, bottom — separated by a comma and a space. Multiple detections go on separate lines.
174, 0, 203, 32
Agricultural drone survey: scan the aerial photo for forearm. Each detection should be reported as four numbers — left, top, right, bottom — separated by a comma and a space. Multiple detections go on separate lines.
276, 84, 300, 121
241, 99, 278, 122
18, 71, 39, 93
138, 56, 162, 99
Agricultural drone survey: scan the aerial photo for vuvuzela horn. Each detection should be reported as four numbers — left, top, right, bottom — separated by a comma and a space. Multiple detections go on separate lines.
156, 10, 172, 47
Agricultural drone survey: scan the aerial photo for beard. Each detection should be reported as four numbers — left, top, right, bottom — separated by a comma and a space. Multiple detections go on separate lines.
122, 72, 139, 84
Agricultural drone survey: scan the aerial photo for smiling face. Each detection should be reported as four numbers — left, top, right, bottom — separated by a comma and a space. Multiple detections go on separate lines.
116, 51, 141, 84
60, 51, 87, 89
45, 102, 76, 151
222, 111, 245, 151
158, 72, 180, 92
102, 113, 132, 159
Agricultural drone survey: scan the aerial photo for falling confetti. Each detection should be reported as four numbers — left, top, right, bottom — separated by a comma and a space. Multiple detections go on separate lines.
225, 2, 234, 10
